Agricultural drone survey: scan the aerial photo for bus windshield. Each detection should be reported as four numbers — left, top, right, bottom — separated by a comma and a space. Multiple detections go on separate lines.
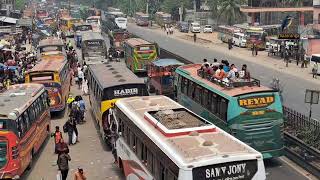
136, 45, 155, 51
40, 46, 63, 53
87, 19, 98, 24
0, 120, 7, 130
0, 140, 7, 169
76, 25, 92, 32
139, 16, 148, 21
30, 73, 54, 82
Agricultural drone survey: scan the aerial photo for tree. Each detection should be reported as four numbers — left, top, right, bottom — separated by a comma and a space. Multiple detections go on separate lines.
15, 0, 25, 10
214, 0, 244, 25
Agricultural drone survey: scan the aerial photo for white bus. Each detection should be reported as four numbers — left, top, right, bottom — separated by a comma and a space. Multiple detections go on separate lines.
110, 96, 266, 180
115, 17, 127, 30
86, 16, 101, 33
233, 32, 247, 48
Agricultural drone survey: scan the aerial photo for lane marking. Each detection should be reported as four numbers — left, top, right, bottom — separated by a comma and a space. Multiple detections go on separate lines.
279, 156, 317, 180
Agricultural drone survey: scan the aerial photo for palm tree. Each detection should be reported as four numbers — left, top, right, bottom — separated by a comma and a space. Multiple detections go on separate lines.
215, 0, 244, 25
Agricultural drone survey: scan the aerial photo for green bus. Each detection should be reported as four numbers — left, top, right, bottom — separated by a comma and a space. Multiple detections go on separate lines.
124, 38, 158, 73
174, 64, 284, 159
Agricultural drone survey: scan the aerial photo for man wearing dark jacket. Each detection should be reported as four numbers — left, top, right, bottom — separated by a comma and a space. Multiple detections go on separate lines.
57, 151, 71, 180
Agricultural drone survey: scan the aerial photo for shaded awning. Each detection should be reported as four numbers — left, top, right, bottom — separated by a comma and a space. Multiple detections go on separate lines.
0, 16, 17, 24
17, 18, 32, 27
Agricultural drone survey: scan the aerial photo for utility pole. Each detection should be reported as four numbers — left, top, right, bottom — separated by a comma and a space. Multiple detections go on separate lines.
146, 0, 149, 15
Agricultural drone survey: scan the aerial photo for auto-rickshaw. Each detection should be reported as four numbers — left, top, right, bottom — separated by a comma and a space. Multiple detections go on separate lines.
146, 58, 184, 98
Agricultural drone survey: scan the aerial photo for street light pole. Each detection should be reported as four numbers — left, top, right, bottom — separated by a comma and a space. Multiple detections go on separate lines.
146, 0, 149, 15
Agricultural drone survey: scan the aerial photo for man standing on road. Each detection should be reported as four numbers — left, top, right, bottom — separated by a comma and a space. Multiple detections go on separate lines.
78, 69, 84, 89
312, 62, 318, 79
193, 33, 197, 43
51, 126, 63, 154
57, 151, 71, 180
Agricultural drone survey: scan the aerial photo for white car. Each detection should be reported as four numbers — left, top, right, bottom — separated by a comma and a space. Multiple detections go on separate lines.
203, 25, 213, 33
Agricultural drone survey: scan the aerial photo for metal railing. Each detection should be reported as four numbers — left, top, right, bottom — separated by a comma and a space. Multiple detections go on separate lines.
283, 106, 320, 132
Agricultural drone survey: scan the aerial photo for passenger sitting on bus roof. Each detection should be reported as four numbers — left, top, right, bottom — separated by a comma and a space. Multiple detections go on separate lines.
211, 58, 220, 67
240, 64, 251, 80
223, 61, 230, 73
202, 58, 210, 67
227, 65, 236, 81
214, 65, 226, 80
230, 64, 239, 78
206, 65, 214, 75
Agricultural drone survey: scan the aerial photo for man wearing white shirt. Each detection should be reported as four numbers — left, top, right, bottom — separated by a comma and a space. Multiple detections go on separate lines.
78, 69, 84, 89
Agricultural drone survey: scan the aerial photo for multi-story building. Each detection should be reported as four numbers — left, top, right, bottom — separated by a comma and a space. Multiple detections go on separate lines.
241, 0, 314, 26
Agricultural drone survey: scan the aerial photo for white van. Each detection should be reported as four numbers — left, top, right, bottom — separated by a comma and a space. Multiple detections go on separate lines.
190, 22, 201, 33
233, 32, 247, 47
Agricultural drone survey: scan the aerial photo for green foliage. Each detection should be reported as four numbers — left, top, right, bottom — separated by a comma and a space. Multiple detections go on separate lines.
15, 0, 25, 10
208, 0, 245, 25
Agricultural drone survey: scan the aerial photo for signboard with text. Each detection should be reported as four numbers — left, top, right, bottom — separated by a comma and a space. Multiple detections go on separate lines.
192, 160, 258, 180
278, 33, 300, 40
238, 95, 275, 109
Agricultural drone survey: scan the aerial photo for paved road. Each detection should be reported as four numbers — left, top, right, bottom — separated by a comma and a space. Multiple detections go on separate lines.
23, 39, 123, 180
127, 24, 316, 180
128, 24, 320, 120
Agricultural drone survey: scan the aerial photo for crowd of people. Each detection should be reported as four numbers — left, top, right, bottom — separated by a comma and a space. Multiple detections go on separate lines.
52, 92, 87, 180
199, 58, 251, 84
0, 30, 37, 91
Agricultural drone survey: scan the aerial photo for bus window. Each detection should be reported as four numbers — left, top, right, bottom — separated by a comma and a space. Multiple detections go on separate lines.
211, 93, 218, 114
220, 98, 228, 121
23, 112, 30, 131
194, 86, 202, 103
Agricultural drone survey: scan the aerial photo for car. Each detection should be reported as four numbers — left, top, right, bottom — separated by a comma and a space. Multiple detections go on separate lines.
203, 25, 213, 33
177, 21, 189, 33
190, 22, 201, 33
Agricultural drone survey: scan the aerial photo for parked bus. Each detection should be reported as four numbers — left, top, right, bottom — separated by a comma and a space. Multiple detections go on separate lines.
124, 38, 158, 73
25, 59, 71, 112
232, 32, 247, 48
217, 25, 240, 43
111, 95, 266, 180
155, 11, 172, 26
87, 62, 148, 142
81, 32, 107, 60
60, 17, 82, 37
37, 38, 66, 59
108, 29, 131, 57
86, 16, 101, 33
135, 12, 149, 26
0, 84, 50, 179
175, 64, 284, 159
245, 27, 267, 50
73, 23, 93, 48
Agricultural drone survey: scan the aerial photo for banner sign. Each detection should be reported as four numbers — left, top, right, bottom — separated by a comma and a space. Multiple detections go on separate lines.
278, 33, 300, 40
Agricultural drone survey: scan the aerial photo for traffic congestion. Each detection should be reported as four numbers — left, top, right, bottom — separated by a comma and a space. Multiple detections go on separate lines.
0, 1, 318, 180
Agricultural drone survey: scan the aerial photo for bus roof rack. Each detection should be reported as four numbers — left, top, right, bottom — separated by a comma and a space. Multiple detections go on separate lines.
197, 69, 260, 88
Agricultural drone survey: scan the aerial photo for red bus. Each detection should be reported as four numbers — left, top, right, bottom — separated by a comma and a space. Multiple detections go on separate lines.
0, 84, 51, 179
25, 59, 71, 112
